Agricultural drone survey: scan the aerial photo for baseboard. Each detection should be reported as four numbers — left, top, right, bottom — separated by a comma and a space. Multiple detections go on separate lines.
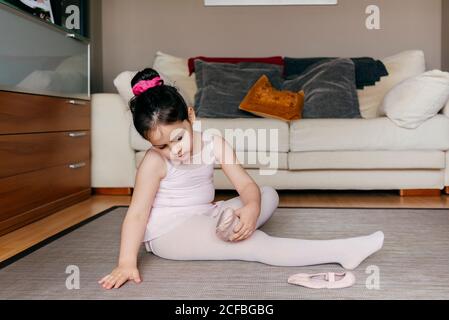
92, 187, 447, 197
92, 188, 133, 196
399, 189, 441, 197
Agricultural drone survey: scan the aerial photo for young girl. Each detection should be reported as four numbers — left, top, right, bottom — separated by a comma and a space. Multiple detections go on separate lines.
99, 68, 384, 290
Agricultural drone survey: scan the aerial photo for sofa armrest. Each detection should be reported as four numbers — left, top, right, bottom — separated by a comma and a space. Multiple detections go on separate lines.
91, 93, 136, 188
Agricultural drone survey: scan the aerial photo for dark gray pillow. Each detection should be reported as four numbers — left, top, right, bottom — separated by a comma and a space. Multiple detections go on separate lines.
194, 60, 283, 118
282, 58, 361, 119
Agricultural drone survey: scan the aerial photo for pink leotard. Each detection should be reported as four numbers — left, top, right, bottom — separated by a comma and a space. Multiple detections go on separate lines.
143, 131, 225, 242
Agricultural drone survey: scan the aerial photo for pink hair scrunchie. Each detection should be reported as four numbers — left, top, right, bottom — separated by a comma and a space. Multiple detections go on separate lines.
132, 76, 164, 96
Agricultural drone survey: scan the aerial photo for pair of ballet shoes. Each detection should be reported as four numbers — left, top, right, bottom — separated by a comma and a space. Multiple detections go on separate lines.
287, 272, 356, 289
215, 207, 240, 242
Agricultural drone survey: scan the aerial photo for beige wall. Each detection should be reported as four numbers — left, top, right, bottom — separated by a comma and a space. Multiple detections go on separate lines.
100, 0, 442, 93
443, 0, 449, 71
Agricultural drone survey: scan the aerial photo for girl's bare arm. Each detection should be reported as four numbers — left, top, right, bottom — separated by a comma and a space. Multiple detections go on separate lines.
99, 150, 165, 289
118, 150, 165, 265
212, 134, 262, 242
212, 134, 261, 207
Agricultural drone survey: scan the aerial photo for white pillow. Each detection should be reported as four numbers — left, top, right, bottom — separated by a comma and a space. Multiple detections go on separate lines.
113, 69, 190, 107
381, 70, 449, 129
152, 51, 197, 106
130, 120, 152, 151
358, 50, 426, 119
113, 71, 138, 106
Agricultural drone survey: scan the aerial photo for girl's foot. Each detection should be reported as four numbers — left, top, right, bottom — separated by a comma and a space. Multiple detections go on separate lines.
216, 207, 240, 242
339, 231, 385, 270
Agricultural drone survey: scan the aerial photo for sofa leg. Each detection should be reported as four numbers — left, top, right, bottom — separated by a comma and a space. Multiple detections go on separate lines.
399, 189, 441, 197
92, 188, 133, 196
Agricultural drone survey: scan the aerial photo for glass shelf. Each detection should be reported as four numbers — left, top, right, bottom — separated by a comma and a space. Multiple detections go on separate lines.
0, 1, 90, 100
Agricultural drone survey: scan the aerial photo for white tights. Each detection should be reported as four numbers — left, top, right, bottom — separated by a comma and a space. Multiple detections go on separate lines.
148, 186, 384, 270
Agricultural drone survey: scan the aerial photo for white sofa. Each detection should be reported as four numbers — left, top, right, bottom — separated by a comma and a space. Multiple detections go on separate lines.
91, 50, 449, 193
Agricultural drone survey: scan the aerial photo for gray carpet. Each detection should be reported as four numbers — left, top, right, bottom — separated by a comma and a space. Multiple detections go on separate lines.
0, 206, 448, 300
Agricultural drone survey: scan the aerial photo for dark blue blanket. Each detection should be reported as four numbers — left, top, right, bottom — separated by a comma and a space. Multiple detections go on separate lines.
284, 57, 389, 90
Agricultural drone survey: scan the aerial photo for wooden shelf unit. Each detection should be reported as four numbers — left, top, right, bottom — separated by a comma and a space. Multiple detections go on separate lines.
0, 91, 91, 236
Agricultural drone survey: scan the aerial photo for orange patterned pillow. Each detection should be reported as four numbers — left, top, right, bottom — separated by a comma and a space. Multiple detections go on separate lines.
239, 75, 304, 121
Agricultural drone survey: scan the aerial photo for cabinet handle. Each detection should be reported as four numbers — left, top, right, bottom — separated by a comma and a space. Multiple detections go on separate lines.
67, 100, 87, 105
69, 162, 87, 169
68, 132, 87, 138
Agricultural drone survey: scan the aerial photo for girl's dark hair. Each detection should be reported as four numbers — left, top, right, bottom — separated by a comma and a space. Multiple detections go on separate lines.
129, 68, 189, 140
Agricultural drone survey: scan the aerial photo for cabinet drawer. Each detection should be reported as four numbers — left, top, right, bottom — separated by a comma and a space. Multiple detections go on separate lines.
0, 161, 91, 224
0, 131, 90, 179
0, 91, 90, 134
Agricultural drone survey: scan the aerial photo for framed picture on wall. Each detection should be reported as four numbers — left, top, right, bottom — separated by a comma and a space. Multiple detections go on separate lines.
205, 0, 337, 5
1, 0, 89, 37
4, 0, 54, 23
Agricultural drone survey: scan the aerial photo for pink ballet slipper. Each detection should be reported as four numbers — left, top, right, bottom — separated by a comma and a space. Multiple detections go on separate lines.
215, 207, 240, 242
287, 272, 356, 289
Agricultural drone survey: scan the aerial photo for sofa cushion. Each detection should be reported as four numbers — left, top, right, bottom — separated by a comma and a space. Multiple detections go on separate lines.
113, 71, 137, 105
381, 70, 449, 129
213, 168, 445, 190
358, 50, 426, 119
239, 75, 304, 121
101, 53, 196, 107
194, 60, 283, 118
113, 70, 191, 108
130, 117, 289, 153
288, 151, 445, 170
194, 61, 284, 107
130, 121, 152, 152
290, 115, 449, 152
136, 151, 288, 170
188, 56, 284, 75
443, 99, 449, 117
282, 58, 361, 119
284, 56, 388, 90
194, 117, 289, 152
152, 51, 197, 106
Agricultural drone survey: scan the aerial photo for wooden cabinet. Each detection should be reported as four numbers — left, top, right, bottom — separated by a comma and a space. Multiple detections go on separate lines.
0, 91, 91, 236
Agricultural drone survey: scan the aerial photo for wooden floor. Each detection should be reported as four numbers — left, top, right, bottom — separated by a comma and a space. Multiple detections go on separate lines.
1, 190, 449, 264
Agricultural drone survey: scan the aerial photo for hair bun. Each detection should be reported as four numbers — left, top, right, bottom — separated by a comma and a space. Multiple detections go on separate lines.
131, 68, 162, 88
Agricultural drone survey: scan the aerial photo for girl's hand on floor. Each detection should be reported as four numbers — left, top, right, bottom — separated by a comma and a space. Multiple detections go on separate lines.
230, 202, 260, 242
98, 265, 142, 290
